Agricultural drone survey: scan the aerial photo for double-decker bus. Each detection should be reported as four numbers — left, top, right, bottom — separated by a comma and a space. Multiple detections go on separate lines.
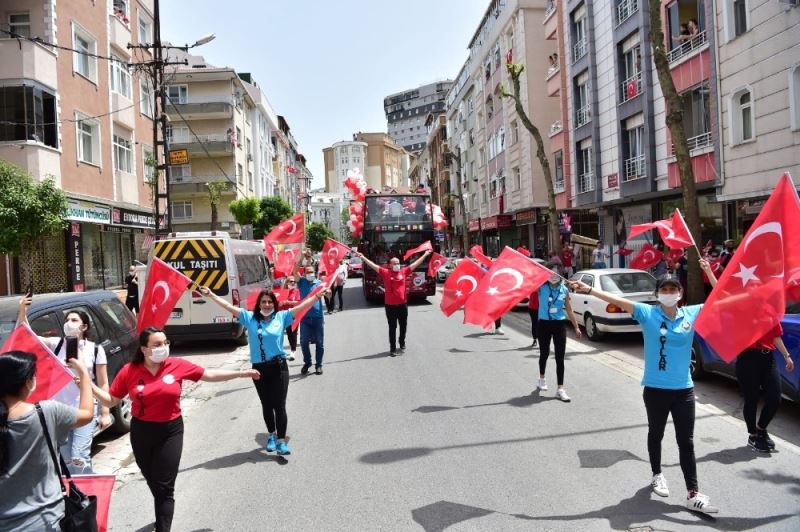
359, 190, 438, 301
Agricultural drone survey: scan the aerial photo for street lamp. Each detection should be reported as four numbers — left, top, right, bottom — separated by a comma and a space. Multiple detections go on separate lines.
191, 33, 216, 48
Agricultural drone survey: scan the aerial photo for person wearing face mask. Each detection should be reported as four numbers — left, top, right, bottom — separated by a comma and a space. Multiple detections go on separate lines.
293, 262, 332, 374
17, 298, 110, 474
535, 266, 581, 402
358, 250, 431, 356
91, 327, 259, 532
125, 264, 139, 315
569, 259, 721, 515
0, 351, 94, 531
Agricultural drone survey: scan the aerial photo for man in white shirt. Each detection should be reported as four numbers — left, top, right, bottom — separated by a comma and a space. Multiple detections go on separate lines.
332, 259, 348, 311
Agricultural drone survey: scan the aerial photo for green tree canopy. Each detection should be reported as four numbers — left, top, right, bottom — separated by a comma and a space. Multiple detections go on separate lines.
341, 206, 359, 247
253, 196, 293, 239
229, 196, 262, 226
0, 161, 68, 256
306, 222, 334, 252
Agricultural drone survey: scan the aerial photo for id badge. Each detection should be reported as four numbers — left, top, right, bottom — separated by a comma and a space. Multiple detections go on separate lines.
549, 307, 558, 314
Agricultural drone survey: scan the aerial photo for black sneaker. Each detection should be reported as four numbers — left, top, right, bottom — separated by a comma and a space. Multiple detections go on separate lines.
315, 366, 323, 375
759, 429, 776, 450
390, 350, 397, 357
748, 434, 770, 453
301, 363, 311, 375
398, 345, 405, 354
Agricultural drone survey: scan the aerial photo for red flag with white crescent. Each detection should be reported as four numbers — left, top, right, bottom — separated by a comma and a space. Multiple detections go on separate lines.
265, 213, 304, 245
274, 247, 300, 276
469, 245, 493, 269
629, 243, 663, 270
440, 259, 485, 317
321, 238, 351, 277
427, 252, 447, 278
403, 240, 433, 261
290, 284, 326, 331
137, 258, 192, 333
627, 209, 695, 249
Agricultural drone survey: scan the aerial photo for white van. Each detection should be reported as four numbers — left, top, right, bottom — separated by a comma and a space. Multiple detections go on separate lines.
142, 232, 270, 344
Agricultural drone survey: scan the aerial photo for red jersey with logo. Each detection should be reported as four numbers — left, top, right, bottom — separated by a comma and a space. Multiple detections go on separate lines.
562, 249, 573, 268
109, 358, 205, 422
379, 266, 412, 305
749, 324, 783, 351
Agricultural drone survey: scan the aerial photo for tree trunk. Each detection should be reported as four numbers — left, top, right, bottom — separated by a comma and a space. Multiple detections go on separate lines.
648, 0, 703, 303
504, 64, 562, 256
210, 202, 219, 231
451, 149, 470, 253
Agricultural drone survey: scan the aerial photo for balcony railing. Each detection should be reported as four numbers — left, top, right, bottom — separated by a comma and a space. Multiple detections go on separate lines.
668, 30, 707, 63
549, 120, 563, 136
170, 133, 229, 144
554, 179, 565, 193
624, 154, 646, 181
615, 0, 638, 27
546, 64, 560, 79
575, 104, 591, 127
544, 1, 556, 21
572, 38, 588, 63
671, 132, 712, 154
578, 172, 594, 193
620, 71, 642, 103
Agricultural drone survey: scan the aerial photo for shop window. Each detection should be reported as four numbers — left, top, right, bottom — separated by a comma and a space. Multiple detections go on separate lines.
171, 201, 193, 220
76, 113, 100, 165
72, 24, 97, 82
0, 85, 58, 148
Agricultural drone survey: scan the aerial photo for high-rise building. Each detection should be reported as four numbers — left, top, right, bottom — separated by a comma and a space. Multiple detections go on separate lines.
322, 140, 368, 195
384, 81, 453, 153
322, 133, 407, 195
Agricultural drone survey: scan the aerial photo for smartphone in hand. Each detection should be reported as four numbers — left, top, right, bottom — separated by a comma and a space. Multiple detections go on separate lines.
65, 337, 79, 360
25, 281, 33, 298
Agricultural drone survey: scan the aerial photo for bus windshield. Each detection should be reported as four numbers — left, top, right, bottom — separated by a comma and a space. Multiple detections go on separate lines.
365, 196, 432, 227
365, 232, 433, 265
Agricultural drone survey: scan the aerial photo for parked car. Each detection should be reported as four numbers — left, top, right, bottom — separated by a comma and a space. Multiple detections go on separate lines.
0, 290, 136, 435
515, 258, 548, 307
436, 259, 460, 283
567, 269, 658, 340
347, 257, 363, 278
693, 302, 800, 404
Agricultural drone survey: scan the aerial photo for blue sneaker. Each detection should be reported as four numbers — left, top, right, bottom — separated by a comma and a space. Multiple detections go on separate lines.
266, 434, 277, 453
276, 441, 292, 455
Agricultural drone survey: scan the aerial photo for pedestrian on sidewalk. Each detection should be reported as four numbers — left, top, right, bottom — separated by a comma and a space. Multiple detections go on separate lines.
591, 242, 609, 269
91, 327, 260, 532
319, 271, 335, 315
280, 276, 301, 361
357, 250, 431, 356
528, 287, 540, 348
569, 259, 721, 514
0, 351, 95, 531
294, 259, 331, 374
535, 266, 581, 402
736, 327, 794, 453
332, 259, 348, 311
125, 264, 139, 315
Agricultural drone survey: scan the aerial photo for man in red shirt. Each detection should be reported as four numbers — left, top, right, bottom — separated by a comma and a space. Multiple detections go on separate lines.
562, 245, 574, 277
358, 250, 431, 356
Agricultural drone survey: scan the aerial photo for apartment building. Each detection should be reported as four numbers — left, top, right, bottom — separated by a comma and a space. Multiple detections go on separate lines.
322, 140, 368, 195
0, 0, 158, 294
353, 132, 406, 190
384, 81, 453, 154
308, 192, 343, 241
240, 73, 279, 199
413, 113, 452, 244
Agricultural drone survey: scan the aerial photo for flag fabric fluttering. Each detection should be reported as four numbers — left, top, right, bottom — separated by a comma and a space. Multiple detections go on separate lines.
628, 209, 695, 249
264, 213, 304, 245
469, 245, 493, 269
427, 252, 447, 278
403, 240, 433, 261
440, 259, 485, 317
136, 258, 192, 333
629, 243, 663, 270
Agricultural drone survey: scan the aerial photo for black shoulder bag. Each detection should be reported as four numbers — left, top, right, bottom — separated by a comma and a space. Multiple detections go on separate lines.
35, 404, 98, 532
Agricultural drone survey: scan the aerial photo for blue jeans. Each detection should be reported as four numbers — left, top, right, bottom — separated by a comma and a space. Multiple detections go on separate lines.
592, 262, 607, 269
300, 317, 325, 367
60, 402, 98, 474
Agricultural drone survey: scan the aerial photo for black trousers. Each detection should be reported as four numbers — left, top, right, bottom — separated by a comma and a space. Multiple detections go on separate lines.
126, 295, 139, 314
130, 417, 184, 532
331, 285, 344, 310
252, 359, 289, 438
324, 294, 334, 313
538, 320, 567, 384
495, 318, 502, 328
736, 349, 782, 434
527, 308, 539, 340
284, 326, 297, 352
643, 387, 698, 492
385, 303, 408, 351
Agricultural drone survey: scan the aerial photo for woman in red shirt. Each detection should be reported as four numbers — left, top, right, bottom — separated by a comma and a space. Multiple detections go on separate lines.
527, 288, 540, 347
91, 327, 259, 532
281, 276, 301, 361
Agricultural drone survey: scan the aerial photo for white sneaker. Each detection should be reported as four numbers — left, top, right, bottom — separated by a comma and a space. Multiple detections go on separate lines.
537, 378, 548, 391
686, 492, 719, 514
556, 389, 571, 402
287, 351, 296, 362
651, 473, 669, 497
495, 327, 505, 335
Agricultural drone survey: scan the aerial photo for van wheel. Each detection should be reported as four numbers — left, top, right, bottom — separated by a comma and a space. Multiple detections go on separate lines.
235, 329, 249, 346
112, 397, 132, 434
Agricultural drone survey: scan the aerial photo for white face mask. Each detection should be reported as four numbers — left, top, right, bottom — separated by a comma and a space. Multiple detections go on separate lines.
549, 276, 560, 285
149, 346, 170, 363
392, 264, 401, 272
63, 321, 81, 338
305, 273, 315, 281
657, 293, 681, 307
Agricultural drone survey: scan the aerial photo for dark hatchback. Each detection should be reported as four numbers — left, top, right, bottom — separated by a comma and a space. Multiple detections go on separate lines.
0, 291, 136, 434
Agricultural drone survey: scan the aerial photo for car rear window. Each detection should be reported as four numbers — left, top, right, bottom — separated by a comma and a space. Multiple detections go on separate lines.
600, 272, 656, 294
98, 298, 136, 333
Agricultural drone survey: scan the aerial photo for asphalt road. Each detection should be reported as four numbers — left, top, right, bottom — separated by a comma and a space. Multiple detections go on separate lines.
101, 280, 800, 531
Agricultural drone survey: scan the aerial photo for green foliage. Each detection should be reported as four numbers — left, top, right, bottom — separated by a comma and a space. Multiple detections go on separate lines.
341, 206, 359, 247
253, 196, 294, 239
229, 196, 261, 226
306, 222, 334, 251
0, 161, 68, 256
205, 181, 227, 205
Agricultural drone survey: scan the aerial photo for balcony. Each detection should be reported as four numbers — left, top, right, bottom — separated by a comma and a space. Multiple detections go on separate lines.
575, 105, 591, 127
572, 39, 587, 63
671, 132, 712, 154
668, 30, 707, 64
615, 0, 639, 27
578, 172, 595, 193
619, 72, 642, 103
546, 66, 561, 96
169, 134, 236, 157
549, 120, 563, 137
165, 98, 235, 120
544, 1, 556, 20
111, 91, 135, 128
109, 12, 131, 53
0, 39, 57, 88
623, 154, 646, 181
0, 143, 60, 183
169, 176, 236, 196
543, 2, 558, 39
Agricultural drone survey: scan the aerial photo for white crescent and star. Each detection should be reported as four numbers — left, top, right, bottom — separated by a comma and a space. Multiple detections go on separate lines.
488, 268, 523, 295
732, 222, 784, 287
151, 281, 171, 312
455, 275, 478, 294
283, 219, 297, 235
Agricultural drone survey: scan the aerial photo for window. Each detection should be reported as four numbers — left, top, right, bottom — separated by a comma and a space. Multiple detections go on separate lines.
8, 13, 31, 38
166, 85, 187, 104
76, 114, 100, 165
738, 90, 753, 142
681, 83, 711, 145
513, 167, 521, 190
511, 120, 519, 144
575, 80, 591, 126
791, 66, 800, 132
237, 163, 244, 184
623, 125, 645, 181
170, 164, 191, 182
554, 150, 564, 191
113, 0, 130, 18
481, 183, 488, 203
72, 25, 97, 81
166, 126, 189, 143
113, 132, 133, 173
733, 0, 747, 37
235, 127, 242, 147
572, 11, 587, 62
0, 86, 58, 148
171, 201, 193, 220
138, 15, 151, 45
142, 146, 156, 183
248, 170, 253, 190
110, 55, 131, 98
577, 143, 593, 193
140, 79, 153, 117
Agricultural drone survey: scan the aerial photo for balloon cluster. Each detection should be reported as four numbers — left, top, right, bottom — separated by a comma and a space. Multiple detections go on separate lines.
344, 169, 368, 239
431, 204, 448, 230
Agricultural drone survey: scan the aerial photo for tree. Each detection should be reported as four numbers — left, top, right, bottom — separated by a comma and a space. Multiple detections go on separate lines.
253, 196, 293, 239
341, 206, 359, 247
500, 62, 562, 256
205, 181, 228, 231
648, 1, 704, 303
306, 222, 334, 252
229, 197, 261, 227
445, 147, 470, 253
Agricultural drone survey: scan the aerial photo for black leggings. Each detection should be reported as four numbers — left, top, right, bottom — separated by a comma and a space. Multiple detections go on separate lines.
528, 308, 539, 340
252, 359, 289, 438
130, 417, 184, 532
285, 326, 297, 352
538, 320, 567, 384
643, 387, 698, 492
736, 349, 782, 434
385, 304, 408, 351
331, 285, 344, 309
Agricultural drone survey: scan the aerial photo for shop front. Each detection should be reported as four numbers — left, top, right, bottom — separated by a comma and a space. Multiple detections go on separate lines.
658, 193, 724, 250
481, 215, 513, 257
468, 218, 481, 247
513, 209, 536, 252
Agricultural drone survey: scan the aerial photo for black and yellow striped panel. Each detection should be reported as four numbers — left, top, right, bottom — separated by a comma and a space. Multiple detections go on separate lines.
153, 239, 229, 295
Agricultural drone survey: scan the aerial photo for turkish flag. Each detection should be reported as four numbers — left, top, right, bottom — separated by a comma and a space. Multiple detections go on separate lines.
69, 475, 115, 532
695, 173, 800, 361
666, 248, 684, 263
264, 241, 275, 264
137, 258, 192, 333
516, 247, 531, 257
629, 243, 663, 270
265, 213, 304, 245
615, 248, 634, 256
427, 252, 447, 278
274, 247, 300, 276
463, 247, 553, 329
440, 259, 485, 317
290, 284, 326, 331
320, 238, 350, 277
403, 240, 433, 260
469, 245, 493, 269
628, 209, 695, 249
1, 324, 79, 406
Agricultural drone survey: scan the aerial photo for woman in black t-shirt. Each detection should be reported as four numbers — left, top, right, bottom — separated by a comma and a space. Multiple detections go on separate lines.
125, 265, 139, 315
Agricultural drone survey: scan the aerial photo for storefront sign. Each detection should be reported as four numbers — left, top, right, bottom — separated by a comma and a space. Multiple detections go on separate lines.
68, 223, 85, 292
607, 173, 619, 188
468, 219, 481, 232
111, 208, 158, 228
168, 149, 190, 165
482, 215, 513, 231
67, 200, 110, 224
514, 209, 536, 225
101, 225, 135, 234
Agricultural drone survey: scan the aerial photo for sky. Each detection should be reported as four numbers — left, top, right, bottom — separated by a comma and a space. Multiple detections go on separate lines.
161, 0, 489, 190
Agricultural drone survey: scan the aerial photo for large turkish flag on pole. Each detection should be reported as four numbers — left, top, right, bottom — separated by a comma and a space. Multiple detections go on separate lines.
469, 245, 493, 269
463, 247, 553, 329
264, 213, 304, 245
137, 258, 192, 333
274, 246, 300, 276
320, 238, 351, 277
628, 209, 695, 249
629, 243, 663, 270
403, 240, 433, 260
695, 173, 800, 361
440, 259, 485, 317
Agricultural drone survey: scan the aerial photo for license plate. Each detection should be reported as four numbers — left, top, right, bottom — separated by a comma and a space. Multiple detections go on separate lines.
170, 310, 182, 319
213, 316, 232, 323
